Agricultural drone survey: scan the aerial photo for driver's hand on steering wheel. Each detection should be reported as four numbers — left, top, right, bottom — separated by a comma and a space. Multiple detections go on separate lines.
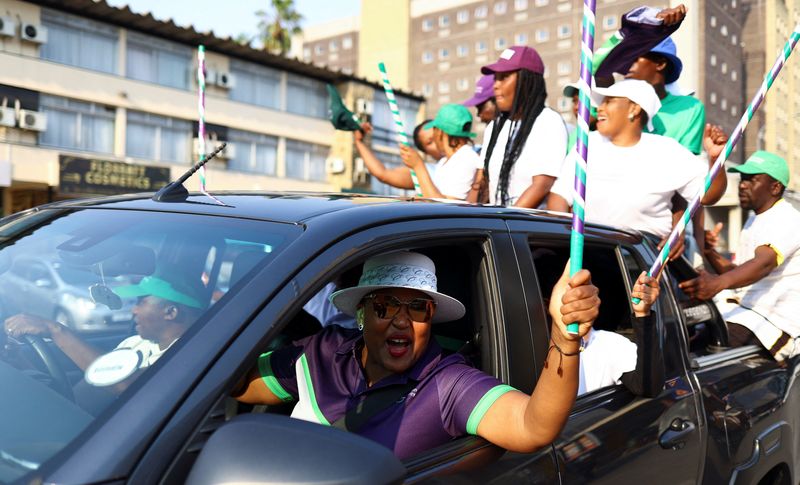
4, 314, 59, 339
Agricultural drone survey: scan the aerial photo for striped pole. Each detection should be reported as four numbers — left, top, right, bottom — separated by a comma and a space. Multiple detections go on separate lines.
197, 45, 208, 192
377, 62, 423, 197
633, 26, 800, 304
567, 0, 597, 335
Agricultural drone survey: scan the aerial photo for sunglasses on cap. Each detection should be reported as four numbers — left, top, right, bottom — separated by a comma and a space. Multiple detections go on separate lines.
365, 293, 437, 322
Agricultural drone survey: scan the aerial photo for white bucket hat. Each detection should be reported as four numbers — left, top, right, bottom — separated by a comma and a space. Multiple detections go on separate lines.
329, 251, 466, 324
590, 78, 662, 131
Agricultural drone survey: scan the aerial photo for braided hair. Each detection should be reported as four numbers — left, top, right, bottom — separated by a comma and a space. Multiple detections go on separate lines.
481, 69, 548, 205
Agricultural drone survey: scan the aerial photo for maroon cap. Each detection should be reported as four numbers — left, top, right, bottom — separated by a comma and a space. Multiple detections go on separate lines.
481, 46, 545, 75
462, 75, 495, 107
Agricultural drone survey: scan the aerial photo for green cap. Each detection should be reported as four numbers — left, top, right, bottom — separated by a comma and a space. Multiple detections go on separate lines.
424, 104, 476, 138
115, 275, 206, 309
727, 150, 790, 186
326, 84, 362, 132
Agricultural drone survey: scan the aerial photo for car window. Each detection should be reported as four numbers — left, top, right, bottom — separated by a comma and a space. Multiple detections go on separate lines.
0, 208, 300, 484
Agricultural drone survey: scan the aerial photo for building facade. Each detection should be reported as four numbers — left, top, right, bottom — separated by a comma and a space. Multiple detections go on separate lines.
0, 0, 424, 216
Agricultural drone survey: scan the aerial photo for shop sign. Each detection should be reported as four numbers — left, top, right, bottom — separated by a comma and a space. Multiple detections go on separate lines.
59, 156, 171, 196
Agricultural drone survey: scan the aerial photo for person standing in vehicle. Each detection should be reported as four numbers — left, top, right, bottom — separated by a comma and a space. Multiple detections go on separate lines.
679, 152, 800, 361
235, 251, 601, 459
398, 104, 483, 200
463, 74, 498, 125
471, 46, 568, 208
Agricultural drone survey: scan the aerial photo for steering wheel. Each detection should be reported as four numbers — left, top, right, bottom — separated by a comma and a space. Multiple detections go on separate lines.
21, 334, 74, 401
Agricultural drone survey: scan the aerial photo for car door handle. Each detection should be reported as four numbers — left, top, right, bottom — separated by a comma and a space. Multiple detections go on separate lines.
659, 418, 696, 450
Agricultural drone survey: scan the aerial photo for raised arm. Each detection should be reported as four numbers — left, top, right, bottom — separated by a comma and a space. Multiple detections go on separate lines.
619, 272, 665, 397
476, 265, 599, 452
354, 122, 415, 190
700, 124, 729, 206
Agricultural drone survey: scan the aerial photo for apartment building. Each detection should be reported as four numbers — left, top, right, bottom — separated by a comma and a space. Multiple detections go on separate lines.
0, 0, 424, 215
296, 16, 360, 75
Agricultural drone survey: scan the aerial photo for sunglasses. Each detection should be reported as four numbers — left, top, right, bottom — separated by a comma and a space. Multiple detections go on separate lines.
366, 293, 436, 322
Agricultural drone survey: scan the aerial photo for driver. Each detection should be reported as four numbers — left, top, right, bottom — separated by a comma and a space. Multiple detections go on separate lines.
4, 274, 206, 388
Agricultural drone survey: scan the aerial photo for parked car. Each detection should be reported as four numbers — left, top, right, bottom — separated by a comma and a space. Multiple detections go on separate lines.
0, 256, 134, 332
0, 192, 797, 484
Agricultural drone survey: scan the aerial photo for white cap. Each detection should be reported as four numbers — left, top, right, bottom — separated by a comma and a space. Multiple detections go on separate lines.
591, 79, 662, 131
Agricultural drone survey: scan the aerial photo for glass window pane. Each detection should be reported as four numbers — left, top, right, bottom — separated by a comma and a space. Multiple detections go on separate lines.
286, 75, 327, 118
158, 51, 190, 89
126, 122, 158, 160
39, 109, 78, 150
230, 61, 281, 109
40, 9, 118, 74
126, 44, 156, 83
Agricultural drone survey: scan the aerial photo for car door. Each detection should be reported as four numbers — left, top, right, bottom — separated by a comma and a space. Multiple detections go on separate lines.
507, 218, 704, 484
122, 216, 560, 484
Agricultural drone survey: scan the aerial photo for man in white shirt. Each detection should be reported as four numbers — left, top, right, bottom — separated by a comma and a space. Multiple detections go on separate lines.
680, 151, 800, 361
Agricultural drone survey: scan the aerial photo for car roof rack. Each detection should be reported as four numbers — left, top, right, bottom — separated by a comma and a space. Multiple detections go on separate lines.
152, 143, 227, 203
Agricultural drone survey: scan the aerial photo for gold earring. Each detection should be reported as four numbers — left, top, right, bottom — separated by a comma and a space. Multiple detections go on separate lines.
628, 114, 635, 122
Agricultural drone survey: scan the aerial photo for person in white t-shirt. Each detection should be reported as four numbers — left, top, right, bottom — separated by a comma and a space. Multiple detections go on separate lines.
579, 271, 664, 396
680, 151, 800, 361
399, 104, 483, 200
548, 79, 727, 243
471, 46, 568, 207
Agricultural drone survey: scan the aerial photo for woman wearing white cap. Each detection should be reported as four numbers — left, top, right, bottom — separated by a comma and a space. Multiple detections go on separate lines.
235, 251, 610, 459
548, 79, 727, 241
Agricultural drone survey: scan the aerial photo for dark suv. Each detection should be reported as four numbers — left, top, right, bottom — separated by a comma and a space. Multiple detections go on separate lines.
0, 192, 796, 484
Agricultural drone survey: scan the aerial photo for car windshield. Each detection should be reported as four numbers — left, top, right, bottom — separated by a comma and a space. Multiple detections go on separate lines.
0, 207, 299, 483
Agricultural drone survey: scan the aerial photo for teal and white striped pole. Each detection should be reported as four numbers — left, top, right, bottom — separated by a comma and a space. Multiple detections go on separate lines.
567, 0, 596, 335
633, 26, 800, 304
378, 62, 423, 197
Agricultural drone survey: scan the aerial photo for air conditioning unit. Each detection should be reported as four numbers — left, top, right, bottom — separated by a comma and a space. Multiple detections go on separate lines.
18, 109, 47, 131
0, 16, 15, 37
193, 138, 235, 160
326, 157, 345, 174
0, 107, 15, 128
20, 23, 47, 44
355, 98, 373, 115
212, 71, 236, 89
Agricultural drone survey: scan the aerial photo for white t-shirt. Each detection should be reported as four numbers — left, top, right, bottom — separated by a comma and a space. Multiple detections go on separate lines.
578, 329, 638, 395
114, 335, 172, 368
551, 132, 706, 238
479, 107, 567, 206
727, 199, 800, 337
430, 145, 483, 199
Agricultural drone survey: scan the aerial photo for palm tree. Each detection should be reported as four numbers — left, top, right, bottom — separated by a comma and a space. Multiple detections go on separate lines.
256, 0, 303, 56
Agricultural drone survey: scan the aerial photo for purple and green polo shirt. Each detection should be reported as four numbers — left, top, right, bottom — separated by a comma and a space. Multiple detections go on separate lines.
259, 326, 515, 459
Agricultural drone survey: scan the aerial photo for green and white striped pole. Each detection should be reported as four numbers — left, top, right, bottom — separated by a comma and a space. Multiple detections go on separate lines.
633, 26, 800, 304
378, 62, 423, 197
567, 0, 597, 335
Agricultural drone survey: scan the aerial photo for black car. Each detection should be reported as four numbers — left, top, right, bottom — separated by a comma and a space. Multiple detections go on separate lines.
0, 192, 797, 484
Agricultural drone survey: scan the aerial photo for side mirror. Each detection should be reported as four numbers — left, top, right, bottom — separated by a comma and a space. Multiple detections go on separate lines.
187, 414, 405, 485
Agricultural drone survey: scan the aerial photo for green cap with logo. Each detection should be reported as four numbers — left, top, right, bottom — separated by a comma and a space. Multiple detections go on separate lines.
424, 104, 476, 138
114, 275, 206, 309
727, 150, 790, 186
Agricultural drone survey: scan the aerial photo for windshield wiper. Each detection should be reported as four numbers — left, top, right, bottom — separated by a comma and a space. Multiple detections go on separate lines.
152, 143, 227, 203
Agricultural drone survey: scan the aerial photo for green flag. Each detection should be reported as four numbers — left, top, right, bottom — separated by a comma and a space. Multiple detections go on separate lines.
327, 84, 362, 131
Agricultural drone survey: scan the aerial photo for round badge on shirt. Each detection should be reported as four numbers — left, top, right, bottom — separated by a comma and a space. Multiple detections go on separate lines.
84, 349, 143, 387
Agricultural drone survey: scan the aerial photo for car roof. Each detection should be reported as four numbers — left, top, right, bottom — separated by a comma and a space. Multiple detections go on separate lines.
27, 191, 642, 239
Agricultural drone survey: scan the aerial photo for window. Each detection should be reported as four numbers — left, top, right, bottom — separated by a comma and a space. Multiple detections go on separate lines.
494, 2, 508, 14
535, 0, 549, 5
721, 98, 727, 110
709, 92, 717, 104
285, 139, 328, 182
303, 47, 311, 60
343, 36, 353, 49
286, 74, 327, 118
40, 8, 118, 74
457, 9, 470, 23
720, 25, 728, 36
126, 31, 192, 90
39, 95, 115, 154
603, 15, 618, 30
709, 54, 717, 66
536, 29, 550, 42
732, 105, 738, 116
438, 81, 450, 94
515, 0, 529, 10
371, 91, 421, 149
476, 40, 488, 53
422, 83, 433, 96
457, 44, 469, 57
439, 48, 450, 60
229, 59, 281, 109
227, 129, 278, 175
558, 24, 571, 38
422, 51, 434, 63
475, 5, 489, 18
710, 16, 717, 27
731, 70, 738, 81
495, 37, 507, 50
422, 18, 434, 31
314, 44, 324, 55
329, 40, 338, 52
439, 15, 450, 27
721, 62, 728, 74
126, 110, 192, 163
515, 33, 528, 44
731, 34, 738, 46
557, 61, 571, 74
457, 78, 470, 91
